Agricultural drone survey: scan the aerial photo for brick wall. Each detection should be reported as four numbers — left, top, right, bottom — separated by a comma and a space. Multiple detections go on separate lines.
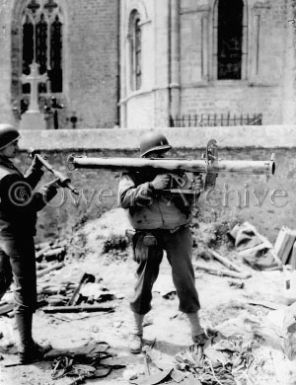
68, 0, 119, 128
0, 0, 119, 128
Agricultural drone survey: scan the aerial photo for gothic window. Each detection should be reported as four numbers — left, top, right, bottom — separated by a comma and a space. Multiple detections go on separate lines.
21, 0, 63, 94
214, 0, 245, 80
129, 11, 142, 91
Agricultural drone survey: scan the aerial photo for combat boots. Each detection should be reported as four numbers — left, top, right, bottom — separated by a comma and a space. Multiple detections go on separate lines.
129, 312, 144, 354
129, 334, 143, 354
15, 312, 51, 364
18, 341, 52, 364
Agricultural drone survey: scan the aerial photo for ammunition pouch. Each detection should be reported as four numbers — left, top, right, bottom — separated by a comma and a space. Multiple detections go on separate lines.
126, 229, 158, 263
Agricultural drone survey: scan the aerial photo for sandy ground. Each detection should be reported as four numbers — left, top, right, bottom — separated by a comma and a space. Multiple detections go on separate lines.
0, 208, 296, 385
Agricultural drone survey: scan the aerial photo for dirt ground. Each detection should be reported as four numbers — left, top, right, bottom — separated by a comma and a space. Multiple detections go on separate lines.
1, 208, 296, 385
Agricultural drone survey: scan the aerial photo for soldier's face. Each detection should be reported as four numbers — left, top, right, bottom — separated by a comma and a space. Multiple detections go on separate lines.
1, 141, 19, 158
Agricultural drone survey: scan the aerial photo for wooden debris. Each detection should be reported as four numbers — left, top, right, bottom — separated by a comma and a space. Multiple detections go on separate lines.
43, 247, 66, 261
36, 245, 52, 261
37, 262, 65, 278
0, 302, 14, 315
288, 241, 296, 270
42, 305, 114, 313
274, 226, 296, 264
208, 249, 242, 272
35, 241, 53, 251
36, 240, 68, 262
247, 300, 285, 310
228, 280, 244, 289
68, 273, 96, 306
195, 263, 251, 279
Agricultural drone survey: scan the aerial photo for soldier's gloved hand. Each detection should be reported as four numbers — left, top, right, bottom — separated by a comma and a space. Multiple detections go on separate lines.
151, 174, 170, 190
40, 178, 61, 203
31, 154, 44, 170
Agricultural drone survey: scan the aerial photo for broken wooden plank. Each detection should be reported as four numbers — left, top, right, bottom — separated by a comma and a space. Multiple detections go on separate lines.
43, 247, 66, 261
288, 241, 296, 270
35, 241, 53, 251
208, 249, 242, 272
35, 245, 52, 261
37, 262, 65, 278
274, 226, 296, 264
195, 263, 251, 279
0, 302, 14, 315
42, 305, 115, 313
247, 300, 285, 310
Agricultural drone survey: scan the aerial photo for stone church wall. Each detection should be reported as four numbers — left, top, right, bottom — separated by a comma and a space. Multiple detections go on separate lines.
0, 0, 119, 128
121, 0, 294, 128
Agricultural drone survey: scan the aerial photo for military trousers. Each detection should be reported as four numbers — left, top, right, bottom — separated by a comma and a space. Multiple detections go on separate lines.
130, 226, 200, 315
0, 232, 36, 314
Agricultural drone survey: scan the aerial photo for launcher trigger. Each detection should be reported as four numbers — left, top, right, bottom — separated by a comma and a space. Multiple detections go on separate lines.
204, 139, 218, 190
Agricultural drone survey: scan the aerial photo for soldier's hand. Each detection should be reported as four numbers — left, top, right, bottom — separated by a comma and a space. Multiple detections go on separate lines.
31, 154, 44, 170
151, 174, 170, 190
40, 178, 61, 204
42, 178, 61, 192
195, 174, 204, 192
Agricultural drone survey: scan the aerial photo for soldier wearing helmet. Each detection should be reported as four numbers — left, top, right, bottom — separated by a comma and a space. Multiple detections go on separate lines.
0, 124, 61, 364
118, 131, 205, 354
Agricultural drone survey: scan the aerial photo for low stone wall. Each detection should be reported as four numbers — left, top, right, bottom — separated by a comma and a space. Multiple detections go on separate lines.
15, 126, 296, 242
17, 125, 296, 150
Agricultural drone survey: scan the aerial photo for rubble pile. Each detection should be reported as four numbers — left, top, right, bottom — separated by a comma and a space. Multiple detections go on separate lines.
129, 332, 255, 385
50, 342, 126, 383
191, 216, 239, 253
1, 208, 296, 384
102, 233, 130, 261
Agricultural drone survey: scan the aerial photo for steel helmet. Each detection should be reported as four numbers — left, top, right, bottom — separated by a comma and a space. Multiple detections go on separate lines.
140, 132, 171, 157
0, 124, 20, 150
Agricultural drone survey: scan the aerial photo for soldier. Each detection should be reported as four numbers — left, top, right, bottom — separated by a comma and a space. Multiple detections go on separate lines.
0, 124, 61, 364
118, 132, 207, 354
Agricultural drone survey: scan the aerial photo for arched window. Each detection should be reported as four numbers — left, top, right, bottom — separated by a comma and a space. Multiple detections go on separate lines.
129, 11, 142, 91
214, 0, 245, 80
21, 0, 63, 94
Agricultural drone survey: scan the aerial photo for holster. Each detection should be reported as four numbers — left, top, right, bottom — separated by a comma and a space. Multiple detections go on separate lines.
126, 229, 158, 263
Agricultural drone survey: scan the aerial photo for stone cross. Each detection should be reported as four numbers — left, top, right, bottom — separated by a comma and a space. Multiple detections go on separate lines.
27, 0, 40, 14
44, 0, 58, 13
21, 63, 47, 113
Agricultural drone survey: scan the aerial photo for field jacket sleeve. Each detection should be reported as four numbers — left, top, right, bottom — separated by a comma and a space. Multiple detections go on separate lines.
118, 173, 154, 209
0, 173, 55, 213
24, 162, 44, 189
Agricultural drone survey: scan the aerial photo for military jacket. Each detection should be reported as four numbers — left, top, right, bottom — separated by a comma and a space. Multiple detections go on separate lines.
0, 157, 47, 236
118, 170, 195, 230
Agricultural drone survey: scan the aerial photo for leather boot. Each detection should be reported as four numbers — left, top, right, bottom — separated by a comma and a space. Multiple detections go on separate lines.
129, 312, 144, 354
129, 333, 143, 354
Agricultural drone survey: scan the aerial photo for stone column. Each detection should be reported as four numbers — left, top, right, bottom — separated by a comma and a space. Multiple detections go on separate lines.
0, 1, 14, 124
282, 0, 296, 124
169, 0, 181, 125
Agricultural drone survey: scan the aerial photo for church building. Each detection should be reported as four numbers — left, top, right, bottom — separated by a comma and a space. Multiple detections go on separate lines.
0, 0, 119, 129
0, 0, 295, 129
120, 0, 296, 128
